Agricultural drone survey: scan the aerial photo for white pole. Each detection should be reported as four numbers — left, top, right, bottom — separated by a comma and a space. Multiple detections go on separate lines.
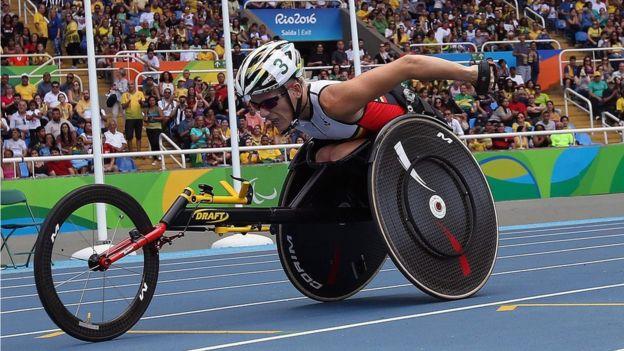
83, 0, 108, 242
347, 0, 362, 76
221, 0, 242, 191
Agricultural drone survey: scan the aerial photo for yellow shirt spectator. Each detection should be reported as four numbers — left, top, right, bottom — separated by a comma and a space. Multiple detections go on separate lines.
240, 151, 259, 164
15, 83, 37, 101
388, 0, 400, 9
215, 44, 225, 59
616, 96, 624, 114
587, 26, 602, 40
356, 9, 369, 22
34, 12, 48, 37
121, 90, 145, 120
197, 51, 214, 61
258, 148, 282, 162
174, 87, 188, 99
288, 148, 298, 161
135, 40, 150, 51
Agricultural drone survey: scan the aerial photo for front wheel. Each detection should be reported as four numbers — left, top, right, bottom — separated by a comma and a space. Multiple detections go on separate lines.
34, 184, 159, 342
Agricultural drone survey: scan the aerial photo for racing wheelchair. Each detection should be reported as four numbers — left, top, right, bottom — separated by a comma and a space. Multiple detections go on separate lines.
33, 115, 498, 341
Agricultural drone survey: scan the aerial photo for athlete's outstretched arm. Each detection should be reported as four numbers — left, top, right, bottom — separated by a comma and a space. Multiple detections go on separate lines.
321, 55, 478, 122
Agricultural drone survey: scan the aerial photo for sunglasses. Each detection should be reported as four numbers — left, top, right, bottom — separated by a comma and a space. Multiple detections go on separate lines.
250, 90, 287, 110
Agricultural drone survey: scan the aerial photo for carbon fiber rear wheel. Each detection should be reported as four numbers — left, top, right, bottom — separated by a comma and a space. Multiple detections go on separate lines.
369, 116, 498, 300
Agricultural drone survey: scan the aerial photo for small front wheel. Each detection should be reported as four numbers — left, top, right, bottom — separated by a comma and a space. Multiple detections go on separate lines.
34, 185, 159, 342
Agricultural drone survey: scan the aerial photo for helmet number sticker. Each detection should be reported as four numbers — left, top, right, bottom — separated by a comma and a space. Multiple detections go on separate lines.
263, 50, 296, 87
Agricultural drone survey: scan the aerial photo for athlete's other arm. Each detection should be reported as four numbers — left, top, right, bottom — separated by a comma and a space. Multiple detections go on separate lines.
320, 55, 478, 122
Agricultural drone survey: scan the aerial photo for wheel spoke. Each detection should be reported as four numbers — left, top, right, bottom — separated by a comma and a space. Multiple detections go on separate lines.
109, 213, 124, 247
75, 270, 92, 318
101, 271, 106, 323
66, 217, 96, 256
51, 251, 90, 262
54, 269, 91, 290
104, 274, 133, 308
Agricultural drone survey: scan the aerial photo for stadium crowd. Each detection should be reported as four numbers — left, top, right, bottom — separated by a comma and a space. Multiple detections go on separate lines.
3, 0, 622, 179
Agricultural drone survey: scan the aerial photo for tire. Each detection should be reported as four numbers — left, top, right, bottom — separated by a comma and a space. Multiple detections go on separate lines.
34, 184, 159, 342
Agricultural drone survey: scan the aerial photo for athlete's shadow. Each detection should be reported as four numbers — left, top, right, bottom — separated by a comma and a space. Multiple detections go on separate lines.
290, 292, 440, 314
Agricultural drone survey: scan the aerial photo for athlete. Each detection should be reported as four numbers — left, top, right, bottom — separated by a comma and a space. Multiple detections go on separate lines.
235, 40, 493, 162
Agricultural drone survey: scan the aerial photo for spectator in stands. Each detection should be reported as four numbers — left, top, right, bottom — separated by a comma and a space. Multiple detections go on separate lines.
74, 90, 92, 123
46, 147, 76, 176
375, 42, 393, 64
142, 48, 161, 82
37, 73, 53, 98
2, 149, 19, 179
513, 125, 530, 149
9, 100, 29, 138
528, 42, 540, 83
190, 116, 210, 166
588, 71, 609, 118
509, 92, 528, 119
43, 81, 62, 106
121, 82, 145, 153
68, 81, 83, 107
177, 108, 195, 150
63, 13, 81, 68
331, 40, 349, 66
533, 84, 550, 106
258, 135, 283, 163
60, 74, 75, 95
144, 95, 165, 166
508, 67, 525, 86
513, 34, 531, 84
443, 110, 464, 136
15, 75, 36, 102
102, 119, 126, 172
28, 149, 49, 177
308, 43, 330, 70
563, 56, 581, 89
491, 123, 514, 150
491, 98, 514, 125
240, 138, 259, 164
56, 122, 77, 154
550, 122, 575, 147
537, 111, 556, 131
3, 128, 27, 157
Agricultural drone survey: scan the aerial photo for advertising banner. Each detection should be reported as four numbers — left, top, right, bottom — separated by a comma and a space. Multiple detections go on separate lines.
250, 8, 342, 42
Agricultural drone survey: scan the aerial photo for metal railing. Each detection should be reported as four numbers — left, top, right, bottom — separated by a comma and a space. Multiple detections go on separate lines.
410, 42, 478, 53
558, 47, 624, 86
22, 0, 49, 25
458, 125, 624, 141
502, 0, 520, 20
115, 49, 220, 62
134, 69, 226, 87
243, 0, 344, 9
1, 143, 305, 177
7, 73, 84, 91
524, 7, 546, 28
4, 125, 624, 179
563, 88, 594, 129
159, 133, 186, 170
601, 111, 624, 144
481, 39, 561, 52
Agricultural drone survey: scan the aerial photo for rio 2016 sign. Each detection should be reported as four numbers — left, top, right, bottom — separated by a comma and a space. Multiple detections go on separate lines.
251, 9, 343, 42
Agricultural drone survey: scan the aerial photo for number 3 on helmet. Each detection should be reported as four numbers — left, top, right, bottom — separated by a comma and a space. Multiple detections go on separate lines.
235, 40, 305, 103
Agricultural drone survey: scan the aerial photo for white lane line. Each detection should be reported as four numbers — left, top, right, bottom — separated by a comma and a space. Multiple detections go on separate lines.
498, 243, 624, 259
499, 233, 624, 248
0, 253, 279, 282
5, 241, 624, 301
3, 257, 624, 338
187, 282, 624, 351
1, 259, 281, 290
1, 268, 285, 301
500, 227, 623, 241
499, 221, 624, 235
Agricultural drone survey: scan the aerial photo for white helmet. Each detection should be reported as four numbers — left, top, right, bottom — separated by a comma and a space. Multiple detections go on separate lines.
235, 40, 304, 102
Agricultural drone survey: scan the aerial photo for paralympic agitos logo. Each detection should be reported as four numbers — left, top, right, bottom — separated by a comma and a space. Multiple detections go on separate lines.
192, 209, 230, 223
